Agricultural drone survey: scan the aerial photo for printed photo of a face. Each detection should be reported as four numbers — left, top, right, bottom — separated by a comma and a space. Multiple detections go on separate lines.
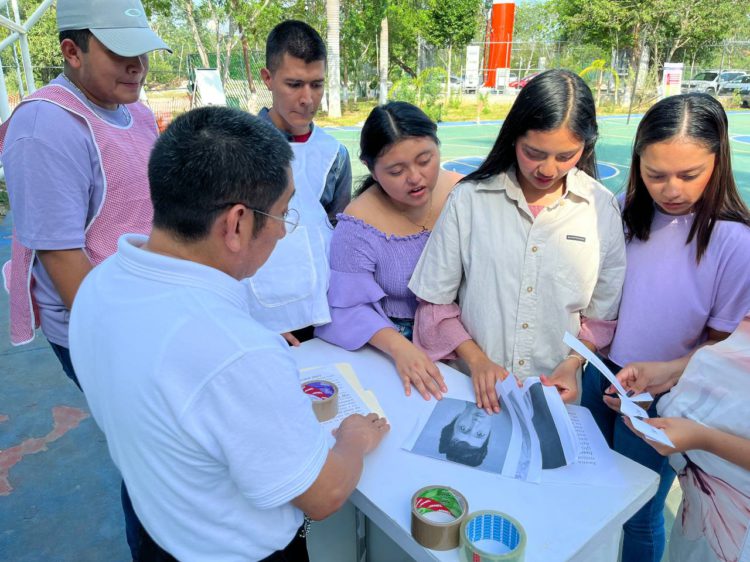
410, 398, 512, 472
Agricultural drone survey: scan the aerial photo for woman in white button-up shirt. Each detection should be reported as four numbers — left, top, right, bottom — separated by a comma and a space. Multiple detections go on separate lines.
409, 69, 626, 414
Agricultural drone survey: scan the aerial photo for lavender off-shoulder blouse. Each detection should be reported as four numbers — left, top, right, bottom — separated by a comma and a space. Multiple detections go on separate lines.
314, 214, 429, 350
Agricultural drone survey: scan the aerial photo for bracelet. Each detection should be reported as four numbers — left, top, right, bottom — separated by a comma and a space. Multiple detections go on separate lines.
565, 353, 585, 367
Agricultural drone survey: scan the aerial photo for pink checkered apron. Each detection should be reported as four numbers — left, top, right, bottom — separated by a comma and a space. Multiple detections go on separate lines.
0, 85, 157, 345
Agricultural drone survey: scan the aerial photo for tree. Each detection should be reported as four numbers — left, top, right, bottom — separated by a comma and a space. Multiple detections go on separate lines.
379, 16, 388, 104
326, 0, 342, 117
423, 0, 483, 100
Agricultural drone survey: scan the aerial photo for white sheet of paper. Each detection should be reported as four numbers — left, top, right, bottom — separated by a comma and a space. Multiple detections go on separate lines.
542, 406, 623, 487
563, 332, 652, 404
335, 363, 386, 417
619, 398, 649, 419
628, 416, 675, 448
301, 365, 381, 445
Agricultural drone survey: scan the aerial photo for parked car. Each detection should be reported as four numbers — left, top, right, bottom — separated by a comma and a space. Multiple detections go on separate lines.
508, 72, 540, 89
742, 91, 750, 108
462, 73, 483, 93
682, 70, 747, 94
719, 75, 750, 96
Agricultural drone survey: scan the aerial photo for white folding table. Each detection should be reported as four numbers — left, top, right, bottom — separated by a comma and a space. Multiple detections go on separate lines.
292, 339, 659, 561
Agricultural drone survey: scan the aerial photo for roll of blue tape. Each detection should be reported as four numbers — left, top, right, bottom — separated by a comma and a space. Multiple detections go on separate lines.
459, 510, 526, 562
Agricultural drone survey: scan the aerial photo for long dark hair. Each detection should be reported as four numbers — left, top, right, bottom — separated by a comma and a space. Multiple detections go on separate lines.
463, 69, 599, 184
622, 93, 750, 263
356, 101, 439, 196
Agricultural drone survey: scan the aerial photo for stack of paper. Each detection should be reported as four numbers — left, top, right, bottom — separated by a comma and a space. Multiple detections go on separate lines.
300, 363, 385, 441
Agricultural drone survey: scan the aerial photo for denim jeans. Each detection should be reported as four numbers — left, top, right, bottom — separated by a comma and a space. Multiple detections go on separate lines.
581, 359, 676, 562
48, 341, 146, 561
48, 341, 81, 390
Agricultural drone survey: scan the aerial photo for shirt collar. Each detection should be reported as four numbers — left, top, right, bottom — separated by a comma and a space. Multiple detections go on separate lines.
115, 234, 250, 312
258, 107, 315, 141
475, 166, 593, 205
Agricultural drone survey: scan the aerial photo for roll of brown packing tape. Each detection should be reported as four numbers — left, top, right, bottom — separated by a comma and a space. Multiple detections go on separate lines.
411, 485, 469, 551
302, 380, 339, 422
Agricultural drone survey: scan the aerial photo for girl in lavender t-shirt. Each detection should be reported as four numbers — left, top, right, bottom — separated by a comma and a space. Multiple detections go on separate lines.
582, 93, 750, 562
315, 102, 462, 400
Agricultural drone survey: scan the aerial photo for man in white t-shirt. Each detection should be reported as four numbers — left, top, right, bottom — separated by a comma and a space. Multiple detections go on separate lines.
69, 107, 388, 561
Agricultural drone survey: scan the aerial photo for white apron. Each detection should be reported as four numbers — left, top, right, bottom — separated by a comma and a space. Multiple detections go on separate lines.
246, 126, 340, 332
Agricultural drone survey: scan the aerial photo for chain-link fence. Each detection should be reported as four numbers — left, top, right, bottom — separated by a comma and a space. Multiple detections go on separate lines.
2, 39, 748, 127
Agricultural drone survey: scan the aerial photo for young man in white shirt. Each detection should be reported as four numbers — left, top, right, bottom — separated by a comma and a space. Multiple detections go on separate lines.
247, 20, 352, 344
70, 107, 388, 561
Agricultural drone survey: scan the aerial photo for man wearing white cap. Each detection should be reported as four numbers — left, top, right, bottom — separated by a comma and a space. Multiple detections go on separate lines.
0, 0, 169, 558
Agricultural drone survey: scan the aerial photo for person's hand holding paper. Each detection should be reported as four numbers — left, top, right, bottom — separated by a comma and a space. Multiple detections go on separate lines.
563, 332, 675, 448
609, 361, 683, 397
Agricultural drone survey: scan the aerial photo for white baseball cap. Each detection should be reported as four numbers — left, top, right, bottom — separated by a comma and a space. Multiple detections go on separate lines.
57, 0, 171, 57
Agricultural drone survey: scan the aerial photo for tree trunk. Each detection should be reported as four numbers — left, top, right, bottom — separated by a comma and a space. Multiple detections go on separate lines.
326, 0, 342, 118
182, 0, 210, 67
238, 24, 256, 93
379, 16, 389, 105
445, 43, 452, 103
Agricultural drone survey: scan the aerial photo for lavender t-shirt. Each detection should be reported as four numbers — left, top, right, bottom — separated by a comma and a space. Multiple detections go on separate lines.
2, 75, 132, 347
609, 208, 750, 366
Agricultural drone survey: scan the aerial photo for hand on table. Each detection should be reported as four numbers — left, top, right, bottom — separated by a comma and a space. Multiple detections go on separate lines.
333, 413, 390, 454
467, 356, 510, 414
540, 356, 581, 403
391, 340, 447, 400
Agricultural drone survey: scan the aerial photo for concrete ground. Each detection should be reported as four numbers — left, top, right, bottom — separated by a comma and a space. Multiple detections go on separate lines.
0, 208, 683, 561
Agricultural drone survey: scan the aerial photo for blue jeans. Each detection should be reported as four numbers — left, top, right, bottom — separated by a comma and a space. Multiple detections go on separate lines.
581, 359, 676, 562
48, 341, 149, 560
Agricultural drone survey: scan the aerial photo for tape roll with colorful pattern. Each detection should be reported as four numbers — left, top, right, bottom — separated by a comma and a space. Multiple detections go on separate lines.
302, 380, 339, 422
411, 485, 469, 551
459, 510, 526, 562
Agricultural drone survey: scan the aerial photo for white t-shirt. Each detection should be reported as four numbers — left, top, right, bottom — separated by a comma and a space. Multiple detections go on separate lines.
70, 234, 329, 561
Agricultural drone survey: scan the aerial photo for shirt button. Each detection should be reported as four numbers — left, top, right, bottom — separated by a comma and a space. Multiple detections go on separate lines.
559, 200, 566, 206
531, 246, 538, 253
522, 322, 529, 329
526, 286, 533, 293
518, 359, 525, 366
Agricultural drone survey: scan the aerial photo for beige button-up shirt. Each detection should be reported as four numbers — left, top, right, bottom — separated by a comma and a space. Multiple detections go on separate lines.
409, 168, 626, 379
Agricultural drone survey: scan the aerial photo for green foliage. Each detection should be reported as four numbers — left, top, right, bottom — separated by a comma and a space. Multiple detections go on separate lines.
513, 1, 559, 43
423, 0, 483, 50
553, 0, 748, 69
387, 0, 429, 77
389, 66, 446, 121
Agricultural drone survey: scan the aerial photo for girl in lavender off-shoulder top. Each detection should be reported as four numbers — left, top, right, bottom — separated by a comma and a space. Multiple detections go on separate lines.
315, 101, 463, 400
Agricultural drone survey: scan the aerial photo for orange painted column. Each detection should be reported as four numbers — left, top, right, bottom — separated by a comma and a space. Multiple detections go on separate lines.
484, 0, 516, 88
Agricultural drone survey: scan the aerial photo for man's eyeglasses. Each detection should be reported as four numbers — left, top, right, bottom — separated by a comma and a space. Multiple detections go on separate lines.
213, 202, 300, 234
253, 207, 300, 234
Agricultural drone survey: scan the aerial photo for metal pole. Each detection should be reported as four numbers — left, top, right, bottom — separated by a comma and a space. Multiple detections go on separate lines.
0, 62, 12, 121
10, 0, 35, 94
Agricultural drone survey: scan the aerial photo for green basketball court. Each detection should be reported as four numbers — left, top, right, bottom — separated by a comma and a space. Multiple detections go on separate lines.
328, 111, 750, 205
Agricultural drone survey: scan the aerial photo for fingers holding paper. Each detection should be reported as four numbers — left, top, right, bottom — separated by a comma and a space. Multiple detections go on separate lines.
623, 416, 700, 456
334, 413, 391, 454
540, 357, 580, 403
609, 361, 681, 397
